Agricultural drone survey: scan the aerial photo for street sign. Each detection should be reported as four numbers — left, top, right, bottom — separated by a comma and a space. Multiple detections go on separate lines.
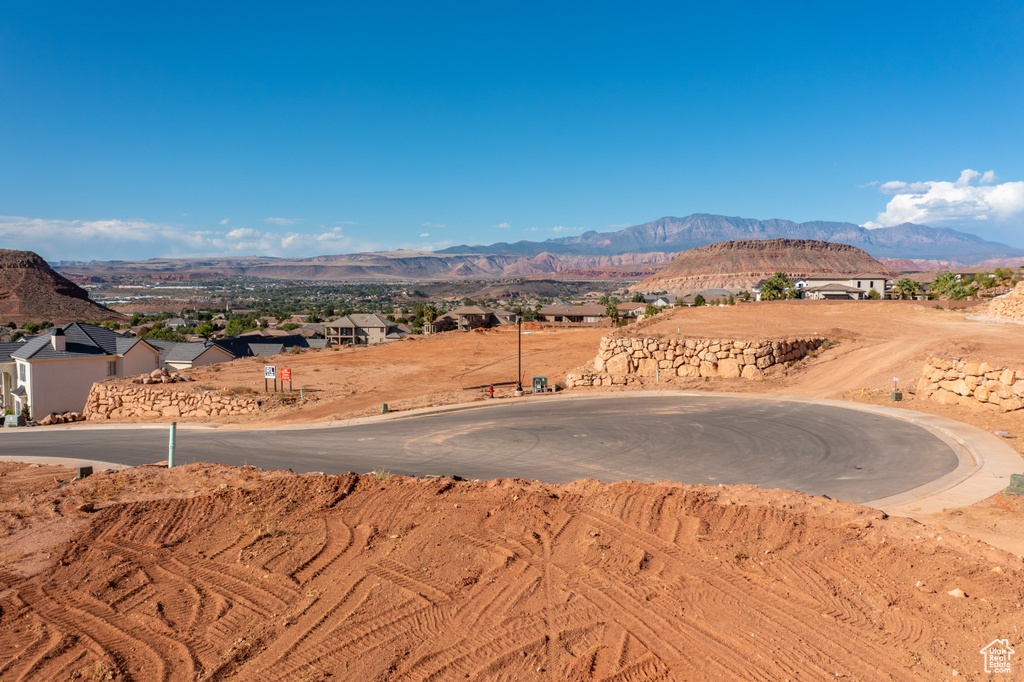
264, 366, 276, 379
281, 368, 291, 381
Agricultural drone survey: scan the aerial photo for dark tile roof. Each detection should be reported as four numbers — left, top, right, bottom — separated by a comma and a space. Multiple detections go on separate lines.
12, 330, 105, 360
213, 335, 310, 358
0, 342, 25, 362
10, 324, 160, 361
161, 342, 233, 363
250, 344, 284, 357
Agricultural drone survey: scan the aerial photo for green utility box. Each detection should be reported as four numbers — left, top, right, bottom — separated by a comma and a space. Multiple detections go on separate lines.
532, 376, 548, 393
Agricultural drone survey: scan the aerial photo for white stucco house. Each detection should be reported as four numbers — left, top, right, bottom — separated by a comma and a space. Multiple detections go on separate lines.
798, 274, 890, 300
9, 323, 161, 419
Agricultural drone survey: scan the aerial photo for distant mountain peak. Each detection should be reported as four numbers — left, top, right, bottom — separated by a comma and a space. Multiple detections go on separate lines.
436, 213, 1022, 264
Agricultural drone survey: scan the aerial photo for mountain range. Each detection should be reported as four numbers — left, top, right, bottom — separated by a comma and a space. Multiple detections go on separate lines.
52, 214, 1024, 284
438, 214, 1024, 263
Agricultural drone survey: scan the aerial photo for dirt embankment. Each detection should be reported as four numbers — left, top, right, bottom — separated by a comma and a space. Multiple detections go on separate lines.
1, 463, 1022, 681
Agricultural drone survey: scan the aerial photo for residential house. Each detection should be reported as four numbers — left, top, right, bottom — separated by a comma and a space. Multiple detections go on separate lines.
323, 314, 402, 345
0, 342, 24, 414
214, 334, 323, 357
146, 340, 236, 371
451, 305, 497, 331
165, 317, 197, 330
538, 304, 613, 327
643, 295, 678, 307
423, 312, 458, 334
616, 302, 646, 317
9, 323, 162, 419
799, 274, 890, 300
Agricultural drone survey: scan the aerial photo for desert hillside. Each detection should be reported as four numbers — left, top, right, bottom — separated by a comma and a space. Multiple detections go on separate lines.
635, 238, 895, 293
0, 249, 124, 322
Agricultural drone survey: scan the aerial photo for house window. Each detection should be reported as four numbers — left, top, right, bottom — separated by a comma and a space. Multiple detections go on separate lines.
869, 281, 874, 288
857, 281, 862, 288
18, 364, 25, 382
107, 360, 117, 376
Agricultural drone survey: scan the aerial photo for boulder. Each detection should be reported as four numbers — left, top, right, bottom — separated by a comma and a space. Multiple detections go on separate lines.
718, 358, 741, 378
741, 365, 763, 380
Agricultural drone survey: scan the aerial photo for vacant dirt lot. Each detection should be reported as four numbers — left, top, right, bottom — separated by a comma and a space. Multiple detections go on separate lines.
5, 301, 1024, 680
1, 463, 1022, 681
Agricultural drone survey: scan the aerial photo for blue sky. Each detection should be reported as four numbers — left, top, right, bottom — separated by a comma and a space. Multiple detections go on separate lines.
2, 2, 1023, 261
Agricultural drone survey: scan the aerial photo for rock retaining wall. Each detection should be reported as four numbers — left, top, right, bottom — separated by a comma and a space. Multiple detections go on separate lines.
917, 356, 1024, 412
987, 281, 1024, 321
566, 335, 824, 387
84, 383, 262, 420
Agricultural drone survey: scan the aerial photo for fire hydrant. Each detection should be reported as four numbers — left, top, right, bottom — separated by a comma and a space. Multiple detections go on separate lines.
489, 385, 495, 398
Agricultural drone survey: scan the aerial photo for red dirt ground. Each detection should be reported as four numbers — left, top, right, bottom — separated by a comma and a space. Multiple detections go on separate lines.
1, 463, 1022, 681
6, 301, 1024, 680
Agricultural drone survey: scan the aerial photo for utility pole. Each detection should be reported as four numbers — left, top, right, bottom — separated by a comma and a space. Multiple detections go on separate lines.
516, 310, 523, 394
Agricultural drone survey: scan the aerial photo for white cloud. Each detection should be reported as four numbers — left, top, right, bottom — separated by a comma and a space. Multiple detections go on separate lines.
265, 217, 298, 225
495, 222, 511, 228
0, 215, 377, 260
524, 227, 538, 232
863, 169, 1024, 229
226, 227, 258, 239
420, 232, 430, 237
551, 225, 585, 232
219, 218, 229, 225
421, 221, 447, 228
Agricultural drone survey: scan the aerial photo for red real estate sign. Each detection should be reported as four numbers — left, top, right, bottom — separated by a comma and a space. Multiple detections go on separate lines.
281, 368, 292, 381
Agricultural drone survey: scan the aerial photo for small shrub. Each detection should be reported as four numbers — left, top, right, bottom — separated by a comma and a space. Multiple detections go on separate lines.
225, 386, 254, 396
371, 467, 392, 481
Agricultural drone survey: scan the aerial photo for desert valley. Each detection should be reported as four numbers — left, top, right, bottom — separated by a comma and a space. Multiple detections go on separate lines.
2, 220, 1024, 680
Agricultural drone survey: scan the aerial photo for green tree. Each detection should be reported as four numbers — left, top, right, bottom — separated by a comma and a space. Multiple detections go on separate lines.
892, 278, 921, 300
644, 304, 660, 317
867, 289, 881, 300
759, 272, 796, 301
141, 322, 186, 342
930, 272, 958, 296
631, 293, 646, 303
693, 295, 706, 307
195, 322, 215, 339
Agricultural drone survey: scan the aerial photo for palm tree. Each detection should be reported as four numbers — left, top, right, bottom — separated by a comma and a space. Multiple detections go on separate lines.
892, 278, 921, 300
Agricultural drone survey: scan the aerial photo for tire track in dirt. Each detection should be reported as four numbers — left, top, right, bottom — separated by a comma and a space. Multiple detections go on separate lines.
575, 505, 913, 679
4, 468, 1022, 679
19, 582, 192, 681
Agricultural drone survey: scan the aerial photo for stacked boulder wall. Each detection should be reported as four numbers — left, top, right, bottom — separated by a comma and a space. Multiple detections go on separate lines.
986, 281, 1024, 321
567, 334, 824, 387
917, 356, 1024, 412
84, 378, 263, 420
634, 238, 895, 294
0, 249, 123, 322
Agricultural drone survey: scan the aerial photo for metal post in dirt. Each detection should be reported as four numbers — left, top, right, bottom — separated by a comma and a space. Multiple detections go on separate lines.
516, 312, 523, 395
168, 422, 177, 468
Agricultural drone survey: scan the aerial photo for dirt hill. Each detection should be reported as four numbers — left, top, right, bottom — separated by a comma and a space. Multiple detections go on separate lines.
635, 238, 895, 293
0, 249, 124, 322
1, 463, 1021, 680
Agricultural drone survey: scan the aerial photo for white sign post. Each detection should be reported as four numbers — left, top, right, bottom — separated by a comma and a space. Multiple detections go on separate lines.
264, 365, 276, 392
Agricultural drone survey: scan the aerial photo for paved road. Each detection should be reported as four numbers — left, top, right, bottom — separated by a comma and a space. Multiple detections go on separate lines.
0, 395, 959, 504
